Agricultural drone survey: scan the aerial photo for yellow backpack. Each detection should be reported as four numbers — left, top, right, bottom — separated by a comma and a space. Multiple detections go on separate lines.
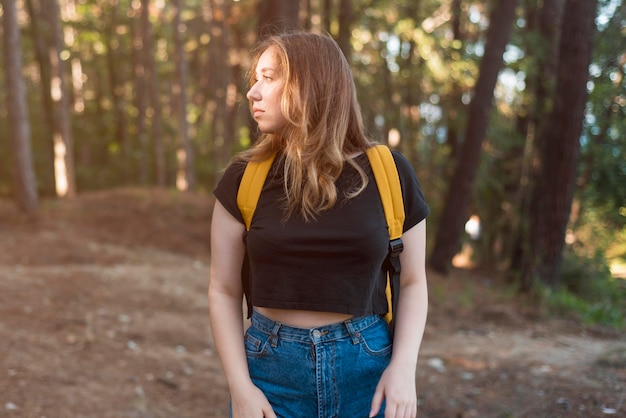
237, 144, 405, 326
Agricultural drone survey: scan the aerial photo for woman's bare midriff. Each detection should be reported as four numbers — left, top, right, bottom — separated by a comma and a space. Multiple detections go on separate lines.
255, 307, 354, 329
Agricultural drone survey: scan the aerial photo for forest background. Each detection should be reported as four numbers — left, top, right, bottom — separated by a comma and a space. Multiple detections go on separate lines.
1, 0, 625, 327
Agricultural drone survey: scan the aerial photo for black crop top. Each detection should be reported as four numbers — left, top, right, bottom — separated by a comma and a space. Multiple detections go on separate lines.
213, 150, 429, 317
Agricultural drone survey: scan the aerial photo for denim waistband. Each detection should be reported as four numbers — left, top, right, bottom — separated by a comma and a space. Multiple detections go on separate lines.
249, 309, 385, 344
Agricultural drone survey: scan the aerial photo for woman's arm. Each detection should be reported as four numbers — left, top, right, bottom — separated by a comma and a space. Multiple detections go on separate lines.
370, 219, 428, 418
208, 201, 276, 418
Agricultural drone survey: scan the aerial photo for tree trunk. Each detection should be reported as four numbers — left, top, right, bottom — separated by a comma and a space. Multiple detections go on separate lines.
428, 0, 519, 274
444, 0, 464, 159
25, 0, 55, 194
397, 1, 422, 162
208, 0, 233, 181
522, 0, 598, 289
256, 0, 300, 39
322, 0, 332, 34
222, 1, 238, 178
2, 0, 39, 213
132, 0, 152, 184
104, 1, 131, 183
61, 0, 85, 114
510, 0, 563, 274
134, 0, 165, 187
44, 0, 76, 198
337, 0, 353, 59
303, 0, 313, 31
138, 0, 165, 187
173, 0, 195, 191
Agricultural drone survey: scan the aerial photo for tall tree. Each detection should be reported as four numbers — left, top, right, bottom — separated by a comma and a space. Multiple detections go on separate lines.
104, 0, 131, 182
207, 0, 230, 178
256, 0, 300, 38
172, 0, 195, 191
510, 0, 563, 274
140, 0, 165, 187
43, 0, 76, 198
337, 0, 353, 59
428, 0, 520, 273
322, 0, 332, 33
61, 0, 85, 114
25, 0, 55, 194
2, 0, 39, 213
133, 0, 150, 184
444, 0, 466, 159
521, 0, 599, 289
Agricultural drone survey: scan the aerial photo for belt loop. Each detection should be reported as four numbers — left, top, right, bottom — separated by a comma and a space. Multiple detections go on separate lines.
270, 322, 281, 348
344, 319, 360, 345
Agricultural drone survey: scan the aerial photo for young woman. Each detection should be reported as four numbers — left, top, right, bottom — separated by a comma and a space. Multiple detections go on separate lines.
209, 32, 429, 418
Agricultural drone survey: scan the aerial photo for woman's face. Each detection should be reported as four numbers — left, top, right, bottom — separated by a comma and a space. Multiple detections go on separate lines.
247, 47, 288, 134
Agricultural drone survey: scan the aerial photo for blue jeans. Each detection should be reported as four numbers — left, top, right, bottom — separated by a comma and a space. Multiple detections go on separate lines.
235, 309, 392, 418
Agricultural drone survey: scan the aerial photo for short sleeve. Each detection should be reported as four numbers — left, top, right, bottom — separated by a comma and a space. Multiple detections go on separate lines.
391, 151, 430, 232
213, 160, 247, 224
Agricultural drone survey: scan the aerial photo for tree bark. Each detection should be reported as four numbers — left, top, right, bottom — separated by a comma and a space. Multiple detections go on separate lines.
133, 0, 150, 184
322, 0, 332, 34
445, 0, 464, 159
25, 0, 55, 194
522, 0, 598, 289
428, 0, 519, 273
104, 0, 131, 183
173, 0, 195, 191
208, 0, 234, 181
143, 0, 165, 187
256, 0, 300, 39
44, 0, 76, 198
510, 0, 563, 274
337, 0, 353, 59
61, 0, 85, 114
2, 0, 39, 213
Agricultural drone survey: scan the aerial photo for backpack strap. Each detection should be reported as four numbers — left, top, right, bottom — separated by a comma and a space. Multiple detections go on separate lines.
236, 153, 276, 318
237, 154, 277, 231
236, 146, 405, 327
365, 145, 405, 327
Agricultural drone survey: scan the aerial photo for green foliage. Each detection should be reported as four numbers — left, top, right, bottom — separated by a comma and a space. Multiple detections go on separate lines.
581, 1, 626, 228
539, 247, 625, 329
1, 0, 624, 303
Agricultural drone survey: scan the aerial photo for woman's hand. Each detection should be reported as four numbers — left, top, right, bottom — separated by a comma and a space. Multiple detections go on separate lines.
231, 382, 277, 418
209, 202, 276, 418
369, 361, 417, 418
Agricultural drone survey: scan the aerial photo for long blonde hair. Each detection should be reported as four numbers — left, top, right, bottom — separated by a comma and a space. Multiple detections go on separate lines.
239, 32, 372, 220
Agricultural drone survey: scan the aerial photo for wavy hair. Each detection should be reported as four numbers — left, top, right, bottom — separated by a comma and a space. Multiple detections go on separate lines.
238, 32, 373, 221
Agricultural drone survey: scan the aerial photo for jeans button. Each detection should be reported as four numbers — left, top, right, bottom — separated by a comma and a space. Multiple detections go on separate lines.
312, 330, 321, 338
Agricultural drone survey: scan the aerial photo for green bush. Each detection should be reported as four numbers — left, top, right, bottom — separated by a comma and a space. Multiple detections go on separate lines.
541, 248, 626, 328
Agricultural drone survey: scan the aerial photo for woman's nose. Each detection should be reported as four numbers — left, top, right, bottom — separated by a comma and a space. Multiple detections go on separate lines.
247, 84, 261, 101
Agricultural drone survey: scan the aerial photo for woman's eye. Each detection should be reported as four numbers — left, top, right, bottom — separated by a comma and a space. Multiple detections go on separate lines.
263, 76, 272, 81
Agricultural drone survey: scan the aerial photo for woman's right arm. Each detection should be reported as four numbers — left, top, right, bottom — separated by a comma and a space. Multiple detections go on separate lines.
208, 200, 276, 418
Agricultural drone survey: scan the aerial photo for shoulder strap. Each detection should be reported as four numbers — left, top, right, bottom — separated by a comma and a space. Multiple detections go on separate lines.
236, 146, 405, 327
365, 145, 405, 241
236, 153, 276, 319
366, 145, 405, 327
237, 154, 277, 231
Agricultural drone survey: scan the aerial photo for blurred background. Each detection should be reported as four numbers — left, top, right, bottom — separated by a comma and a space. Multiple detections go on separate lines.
1, 0, 624, 329
2, 1, 625, 417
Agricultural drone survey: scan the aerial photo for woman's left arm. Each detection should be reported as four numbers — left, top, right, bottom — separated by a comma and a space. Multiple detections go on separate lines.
370, 219, 428, 418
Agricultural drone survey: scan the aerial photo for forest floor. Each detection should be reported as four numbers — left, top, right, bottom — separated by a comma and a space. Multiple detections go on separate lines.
0, 188, 624, 418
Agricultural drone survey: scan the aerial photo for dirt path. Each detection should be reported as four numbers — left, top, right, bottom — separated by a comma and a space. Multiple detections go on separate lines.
0, 189, 623, 418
